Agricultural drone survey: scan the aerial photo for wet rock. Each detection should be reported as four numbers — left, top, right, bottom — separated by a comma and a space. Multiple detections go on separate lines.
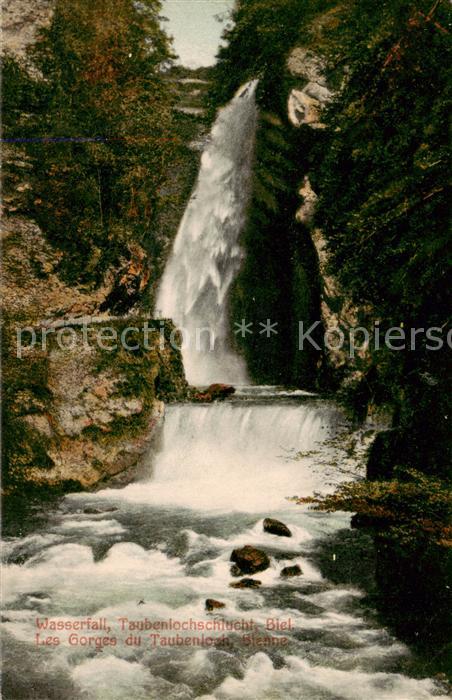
280, 565, 302, 578
230, 545, 270, 574
205, 599, 226, 611
263, 518, 292, 538
230, 578, 262, 589
83, 506, 118, 515
26, 592, 49, 599
193, 384, 235, 403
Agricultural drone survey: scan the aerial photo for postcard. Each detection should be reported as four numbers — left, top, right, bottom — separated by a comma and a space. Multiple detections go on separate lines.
2, 1, 450, 698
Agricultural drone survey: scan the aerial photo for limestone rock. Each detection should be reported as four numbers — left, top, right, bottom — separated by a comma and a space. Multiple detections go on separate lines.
287, 48, 327, 84
286, 46, 333, 130
23, 414, 53, 438
2, 244, 186, 492
296, 176, 318, 225
288, 84, 332, 130
309, 226, 375, 374
2, 0, 54, 61
193, 384, 235, 403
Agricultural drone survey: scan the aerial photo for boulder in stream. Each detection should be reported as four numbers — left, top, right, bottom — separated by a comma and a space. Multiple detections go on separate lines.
83, 506, 118, 515
280, 565, 302, 578
230, 545, 270, 574
230, 578, 262, 589
263, 518, 292, 537
193, 384, 235, 403
205, 599, 226, 611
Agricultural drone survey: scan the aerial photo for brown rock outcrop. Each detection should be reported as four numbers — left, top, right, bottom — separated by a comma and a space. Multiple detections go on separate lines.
230, 546, 270, 575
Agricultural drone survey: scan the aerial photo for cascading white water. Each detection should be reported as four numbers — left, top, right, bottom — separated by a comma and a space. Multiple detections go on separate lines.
97, 399, 346, 512
3, 397, 449, 699
156, 81, 258, 386
2, 82, 447, 700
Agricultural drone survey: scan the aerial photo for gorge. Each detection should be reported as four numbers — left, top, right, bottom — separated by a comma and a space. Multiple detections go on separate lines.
1, 0, 451, 697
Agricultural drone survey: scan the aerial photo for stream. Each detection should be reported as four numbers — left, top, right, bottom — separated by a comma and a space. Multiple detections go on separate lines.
2, 81, 449, 700
2, 389, 449, 699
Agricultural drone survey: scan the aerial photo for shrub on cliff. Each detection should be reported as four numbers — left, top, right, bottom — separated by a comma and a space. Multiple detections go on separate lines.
295, 466, 452, 656
210, 0, 311, 109
296, 468, 451, 549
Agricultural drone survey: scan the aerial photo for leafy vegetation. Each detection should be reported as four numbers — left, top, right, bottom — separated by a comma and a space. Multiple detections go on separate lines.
297, 468, 452, 548
314, 5, 450, 337
210, 0, 341, 111
312, 0, 451, 481
211, 0, 451, 468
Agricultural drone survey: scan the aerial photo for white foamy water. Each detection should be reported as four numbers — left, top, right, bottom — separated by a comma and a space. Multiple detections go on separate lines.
2, 397, 448, 699
155, 81, 258, 385
93, 400, 346, 512
2, 84, 447, 700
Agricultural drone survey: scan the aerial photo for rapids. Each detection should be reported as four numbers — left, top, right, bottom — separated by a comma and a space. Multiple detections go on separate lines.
2, 392, 448, 699
2, 83, 448, 700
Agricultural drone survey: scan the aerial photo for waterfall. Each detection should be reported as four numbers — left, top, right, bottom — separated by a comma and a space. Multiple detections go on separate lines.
2, 80, 446, 700
156, 81, 258, 386
4, 395, 447, 699
97, 397, 346, 512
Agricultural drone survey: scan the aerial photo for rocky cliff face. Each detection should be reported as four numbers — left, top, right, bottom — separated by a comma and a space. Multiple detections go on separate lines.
2, 0, 54, 60
287, 47, 377, 393
210, 0, 450, 661
2, 126, 188, 495
1, 6, 205, 495
230, 36, 380, 397
287, 48, 333, 130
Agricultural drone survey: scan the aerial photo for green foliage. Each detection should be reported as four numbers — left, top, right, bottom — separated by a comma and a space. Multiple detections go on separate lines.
213, 1, 328, 384
231, 113, 322, 385
315, 0, 451, 323
213, 6, 452, 626
94, 318, 187, 404
312, 0, 452, 474
212, 0, 451, 452
296, 468, 452, 549
1, 316, 54, 490
210, 0, 338, 109
3, 0, 177, 286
